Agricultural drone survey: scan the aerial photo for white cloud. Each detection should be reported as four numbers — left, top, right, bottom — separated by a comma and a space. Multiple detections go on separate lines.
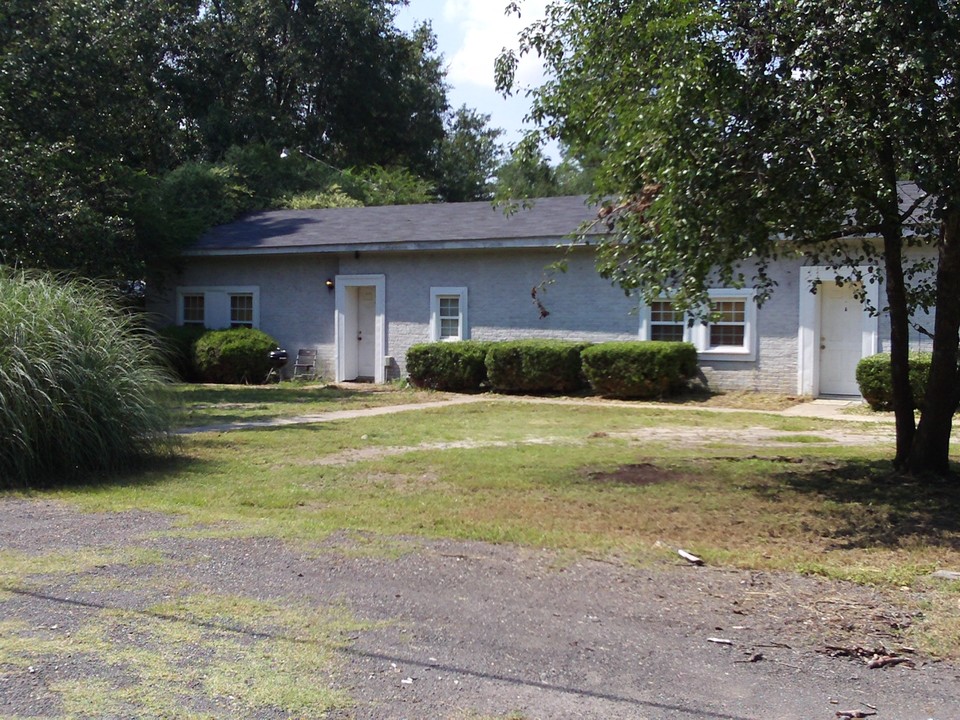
444, 0, 548, 90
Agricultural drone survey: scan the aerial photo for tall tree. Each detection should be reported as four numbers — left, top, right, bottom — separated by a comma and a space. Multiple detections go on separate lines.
495, 144, 594, 199
176, 0, 448, 172
0, 0, 458, 277
497, 0, 960, 474
0, 0, 196, 277
435, 106, 504, 202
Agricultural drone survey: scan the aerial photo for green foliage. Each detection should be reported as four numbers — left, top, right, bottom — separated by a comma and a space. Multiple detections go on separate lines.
0, 1, 504, 279
406, 342, 493, 392
435, 106, 504, 202
223, 144, 338, 205
485, 340, 589, 394
346, 166, 436, 206
498, 0, 960, 472
495, 0, 958, 311
180, 1, 448, 173
581, 342, 698, 399
157, 324, 208, 382
280, 187, 363, 210
0, 271, 174, 486
857, 353, 933, 411
193, 328, 280, 384
158, 162, 252, 241
494, 142, 594, 200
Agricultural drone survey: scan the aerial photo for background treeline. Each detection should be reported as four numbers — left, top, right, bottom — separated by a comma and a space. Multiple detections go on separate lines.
0, 0, 588, 281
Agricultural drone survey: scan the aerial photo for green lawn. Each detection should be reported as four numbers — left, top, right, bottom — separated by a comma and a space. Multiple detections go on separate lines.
169, 381, 453, 428
10, 389, 960, 656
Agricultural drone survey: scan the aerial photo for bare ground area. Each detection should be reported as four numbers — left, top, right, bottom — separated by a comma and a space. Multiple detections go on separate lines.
0, 498, 957, 720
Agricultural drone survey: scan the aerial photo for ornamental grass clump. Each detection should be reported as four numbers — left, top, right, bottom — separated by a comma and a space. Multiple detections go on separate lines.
0, 271, 175, 487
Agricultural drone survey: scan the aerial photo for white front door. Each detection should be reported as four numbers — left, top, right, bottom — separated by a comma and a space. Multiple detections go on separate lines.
335, 275, 386, 383
819, 282, 863, 395
356, 285, 376, 379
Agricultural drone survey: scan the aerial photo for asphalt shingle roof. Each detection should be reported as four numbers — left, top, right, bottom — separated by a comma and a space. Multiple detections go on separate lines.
188, 196, 600, 255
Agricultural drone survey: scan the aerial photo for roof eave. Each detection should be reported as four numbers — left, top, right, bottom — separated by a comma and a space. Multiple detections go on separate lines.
183, 234, 595, 257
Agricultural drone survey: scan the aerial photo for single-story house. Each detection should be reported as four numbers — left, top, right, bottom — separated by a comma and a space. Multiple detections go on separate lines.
146, 194, 933, 396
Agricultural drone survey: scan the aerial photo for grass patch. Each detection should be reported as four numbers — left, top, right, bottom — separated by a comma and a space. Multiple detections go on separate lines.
0, 591, 361, 718
13, 398, 960, 656
656, 389, 807, 411
44, 403, 909, 563
0, 547, 167, 582
169, 382, 450, 428
769, 434, 836, 443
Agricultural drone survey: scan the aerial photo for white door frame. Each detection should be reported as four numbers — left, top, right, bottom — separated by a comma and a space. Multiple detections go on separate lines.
797, 266, 879, 396
335, 274, 386, 383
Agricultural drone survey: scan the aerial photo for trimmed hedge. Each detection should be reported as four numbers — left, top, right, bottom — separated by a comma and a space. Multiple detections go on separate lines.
406, 341, 493, 391
581, 341, 698, 398
856, 352, 932, 410
157, 324, 207, 382
485, 340, 589, 394
193, 328, 280, 384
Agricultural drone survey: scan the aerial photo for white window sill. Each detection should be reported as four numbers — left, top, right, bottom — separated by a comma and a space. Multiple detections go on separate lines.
698, 348, 756, 362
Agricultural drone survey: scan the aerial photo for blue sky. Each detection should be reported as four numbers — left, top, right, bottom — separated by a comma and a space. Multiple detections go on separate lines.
393, 0, 557, 159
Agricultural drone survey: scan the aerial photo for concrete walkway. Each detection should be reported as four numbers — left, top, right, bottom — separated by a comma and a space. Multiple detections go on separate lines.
176, 394, 488, 434
177, 393, 893, 435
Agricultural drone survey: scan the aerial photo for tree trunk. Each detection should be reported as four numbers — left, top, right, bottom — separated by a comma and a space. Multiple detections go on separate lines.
881, 227, 916, 468
908, 209, 960, 476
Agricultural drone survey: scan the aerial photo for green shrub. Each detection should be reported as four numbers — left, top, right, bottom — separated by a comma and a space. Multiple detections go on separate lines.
158, 162, 252, 242
581, 341, 698, 398
856, 352, 932, 410
193, 328, 280, 384
406, 341, 493, 392
0, 271, 174, 486
485, 340, 589, 394
157, 324, 207, 382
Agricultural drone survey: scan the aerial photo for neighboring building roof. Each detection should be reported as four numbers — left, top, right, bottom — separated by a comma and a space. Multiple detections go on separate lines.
187, 196, 601, 256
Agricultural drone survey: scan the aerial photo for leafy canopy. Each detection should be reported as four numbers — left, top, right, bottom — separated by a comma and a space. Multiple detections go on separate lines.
497, 0, 960, 314
498, 0, 960, 473
0, 0, 504, 279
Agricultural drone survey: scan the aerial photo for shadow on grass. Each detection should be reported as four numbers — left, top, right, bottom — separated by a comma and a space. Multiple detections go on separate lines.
171, 382, 369, 406
775, 458, 960, 550
0, 453, 210, 494
169, 383, 374, 430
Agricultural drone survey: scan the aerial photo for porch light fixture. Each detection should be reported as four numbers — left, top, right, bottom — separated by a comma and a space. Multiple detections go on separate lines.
325, 278, 335, 292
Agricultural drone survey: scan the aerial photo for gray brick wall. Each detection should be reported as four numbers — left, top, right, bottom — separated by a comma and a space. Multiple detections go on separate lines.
147, 255, 340, 380
149, 246, 925, 395
341, 248, 642, 375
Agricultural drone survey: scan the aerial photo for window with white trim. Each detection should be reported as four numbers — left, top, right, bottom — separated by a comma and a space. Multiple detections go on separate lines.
707, 298, 746, 349
640, 289, 756, 361
430, 287, 468, 341
176, 286, 260, 330
229, 293, 254, 328
181, 294, 205, 326
649, 300, 685, 341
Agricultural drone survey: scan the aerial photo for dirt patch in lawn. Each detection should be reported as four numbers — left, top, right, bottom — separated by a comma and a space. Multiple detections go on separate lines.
584, 462, 684, 487
610, 425, 889, 447
296, 424, 888, 470
301, 437, 571, 467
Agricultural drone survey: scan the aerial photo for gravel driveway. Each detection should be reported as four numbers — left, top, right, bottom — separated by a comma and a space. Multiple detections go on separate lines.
0, 498, 957, 720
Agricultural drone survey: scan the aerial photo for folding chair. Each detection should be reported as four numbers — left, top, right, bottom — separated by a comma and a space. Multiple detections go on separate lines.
293, 348, 318, 380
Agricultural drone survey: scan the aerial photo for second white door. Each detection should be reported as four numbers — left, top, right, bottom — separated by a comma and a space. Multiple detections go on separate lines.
819, 281, 862, 396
